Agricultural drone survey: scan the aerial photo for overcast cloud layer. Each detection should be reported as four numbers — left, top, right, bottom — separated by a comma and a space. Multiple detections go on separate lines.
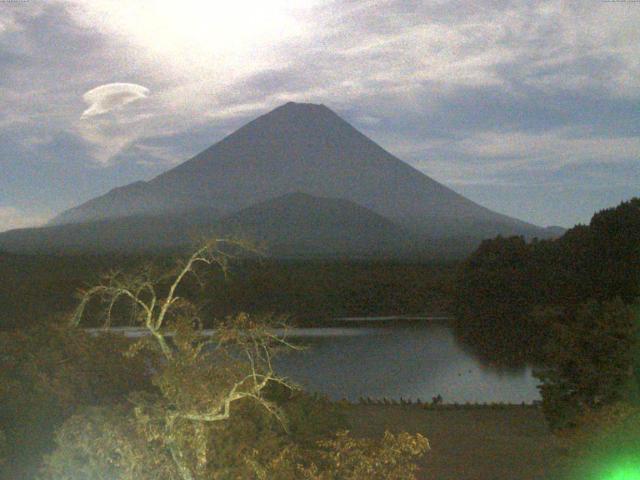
1, 0, 638, 231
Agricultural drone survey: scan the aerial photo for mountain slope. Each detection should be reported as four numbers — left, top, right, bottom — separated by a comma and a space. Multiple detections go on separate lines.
0, 193, 419, 256
0, 208, 221, 253
217, 192, 416, 257
51, 102, 546, 239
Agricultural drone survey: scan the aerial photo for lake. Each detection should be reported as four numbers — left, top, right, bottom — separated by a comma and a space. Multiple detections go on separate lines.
87, 321, 542, 404
273, 323, 541, 404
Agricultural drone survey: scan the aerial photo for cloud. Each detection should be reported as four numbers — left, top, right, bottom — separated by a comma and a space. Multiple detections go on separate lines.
0, 13, 19, 34
64, 0, 326, 79
0, 0, 639, 227
77, 83, 156, 164
0, 206, 49, 233
81, 83, 150, 118
458, 130, 640, 166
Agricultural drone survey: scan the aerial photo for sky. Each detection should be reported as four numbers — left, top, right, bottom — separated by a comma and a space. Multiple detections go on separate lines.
0, 0, 639, 232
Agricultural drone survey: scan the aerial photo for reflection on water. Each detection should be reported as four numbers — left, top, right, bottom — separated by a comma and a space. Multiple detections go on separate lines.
273, 324, 541, 404
271, 327, 377, 337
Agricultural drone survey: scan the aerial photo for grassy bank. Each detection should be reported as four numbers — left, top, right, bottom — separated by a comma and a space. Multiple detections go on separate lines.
343, 404, 570, 480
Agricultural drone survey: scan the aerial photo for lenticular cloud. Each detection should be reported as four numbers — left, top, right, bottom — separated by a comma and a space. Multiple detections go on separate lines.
81, 83, 150, 118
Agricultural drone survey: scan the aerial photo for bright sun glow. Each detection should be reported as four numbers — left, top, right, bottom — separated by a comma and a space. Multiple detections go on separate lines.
68, 0, 322, 77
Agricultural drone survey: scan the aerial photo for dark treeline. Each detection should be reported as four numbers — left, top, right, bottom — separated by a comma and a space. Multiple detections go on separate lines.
453, 198, 640, 428
0, 253, 455, 329
0, 253, 156, 329
201, 259, 454, 325
453, 197, 640, 365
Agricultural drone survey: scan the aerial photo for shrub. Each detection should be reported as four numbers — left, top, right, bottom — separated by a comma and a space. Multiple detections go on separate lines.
0, 321, 151, 479
534, 299, 638, 430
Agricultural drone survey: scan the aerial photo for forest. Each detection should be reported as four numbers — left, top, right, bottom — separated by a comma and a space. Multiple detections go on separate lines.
0, 255, 455, 330
453, 198, 640, 429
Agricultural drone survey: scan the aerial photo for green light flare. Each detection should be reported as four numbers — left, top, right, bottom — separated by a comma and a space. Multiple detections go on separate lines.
601, 459, 640, 480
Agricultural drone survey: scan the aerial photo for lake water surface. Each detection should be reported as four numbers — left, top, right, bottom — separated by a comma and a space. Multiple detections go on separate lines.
274, 323, 541, 404
89, 322, 542, 404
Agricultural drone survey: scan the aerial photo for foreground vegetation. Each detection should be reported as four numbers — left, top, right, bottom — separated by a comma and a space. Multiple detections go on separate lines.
2, 198, 639, 478
1, 240, 428, 479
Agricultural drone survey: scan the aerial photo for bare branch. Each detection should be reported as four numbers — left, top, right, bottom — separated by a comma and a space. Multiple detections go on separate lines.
68, 237, 300, 480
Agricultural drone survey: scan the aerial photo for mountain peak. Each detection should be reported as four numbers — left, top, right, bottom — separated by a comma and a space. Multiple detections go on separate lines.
259, 101, 336, 124
279, 101, 328, 110
49, 101, 546, 242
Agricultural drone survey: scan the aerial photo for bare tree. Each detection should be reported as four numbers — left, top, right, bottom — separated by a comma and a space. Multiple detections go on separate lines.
70, 238, 299, 480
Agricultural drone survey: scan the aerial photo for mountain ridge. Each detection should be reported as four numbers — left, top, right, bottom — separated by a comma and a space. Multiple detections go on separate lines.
216, 191, 417, 257
0, 192, 423, 257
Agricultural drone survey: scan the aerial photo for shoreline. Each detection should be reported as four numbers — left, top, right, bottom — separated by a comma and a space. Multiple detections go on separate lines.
83, 314, 454, 336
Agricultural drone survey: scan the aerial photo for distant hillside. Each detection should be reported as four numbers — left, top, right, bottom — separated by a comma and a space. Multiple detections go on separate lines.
0, 208, 221, 254
0, 193, 424, 257
216, 192, 416, 258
